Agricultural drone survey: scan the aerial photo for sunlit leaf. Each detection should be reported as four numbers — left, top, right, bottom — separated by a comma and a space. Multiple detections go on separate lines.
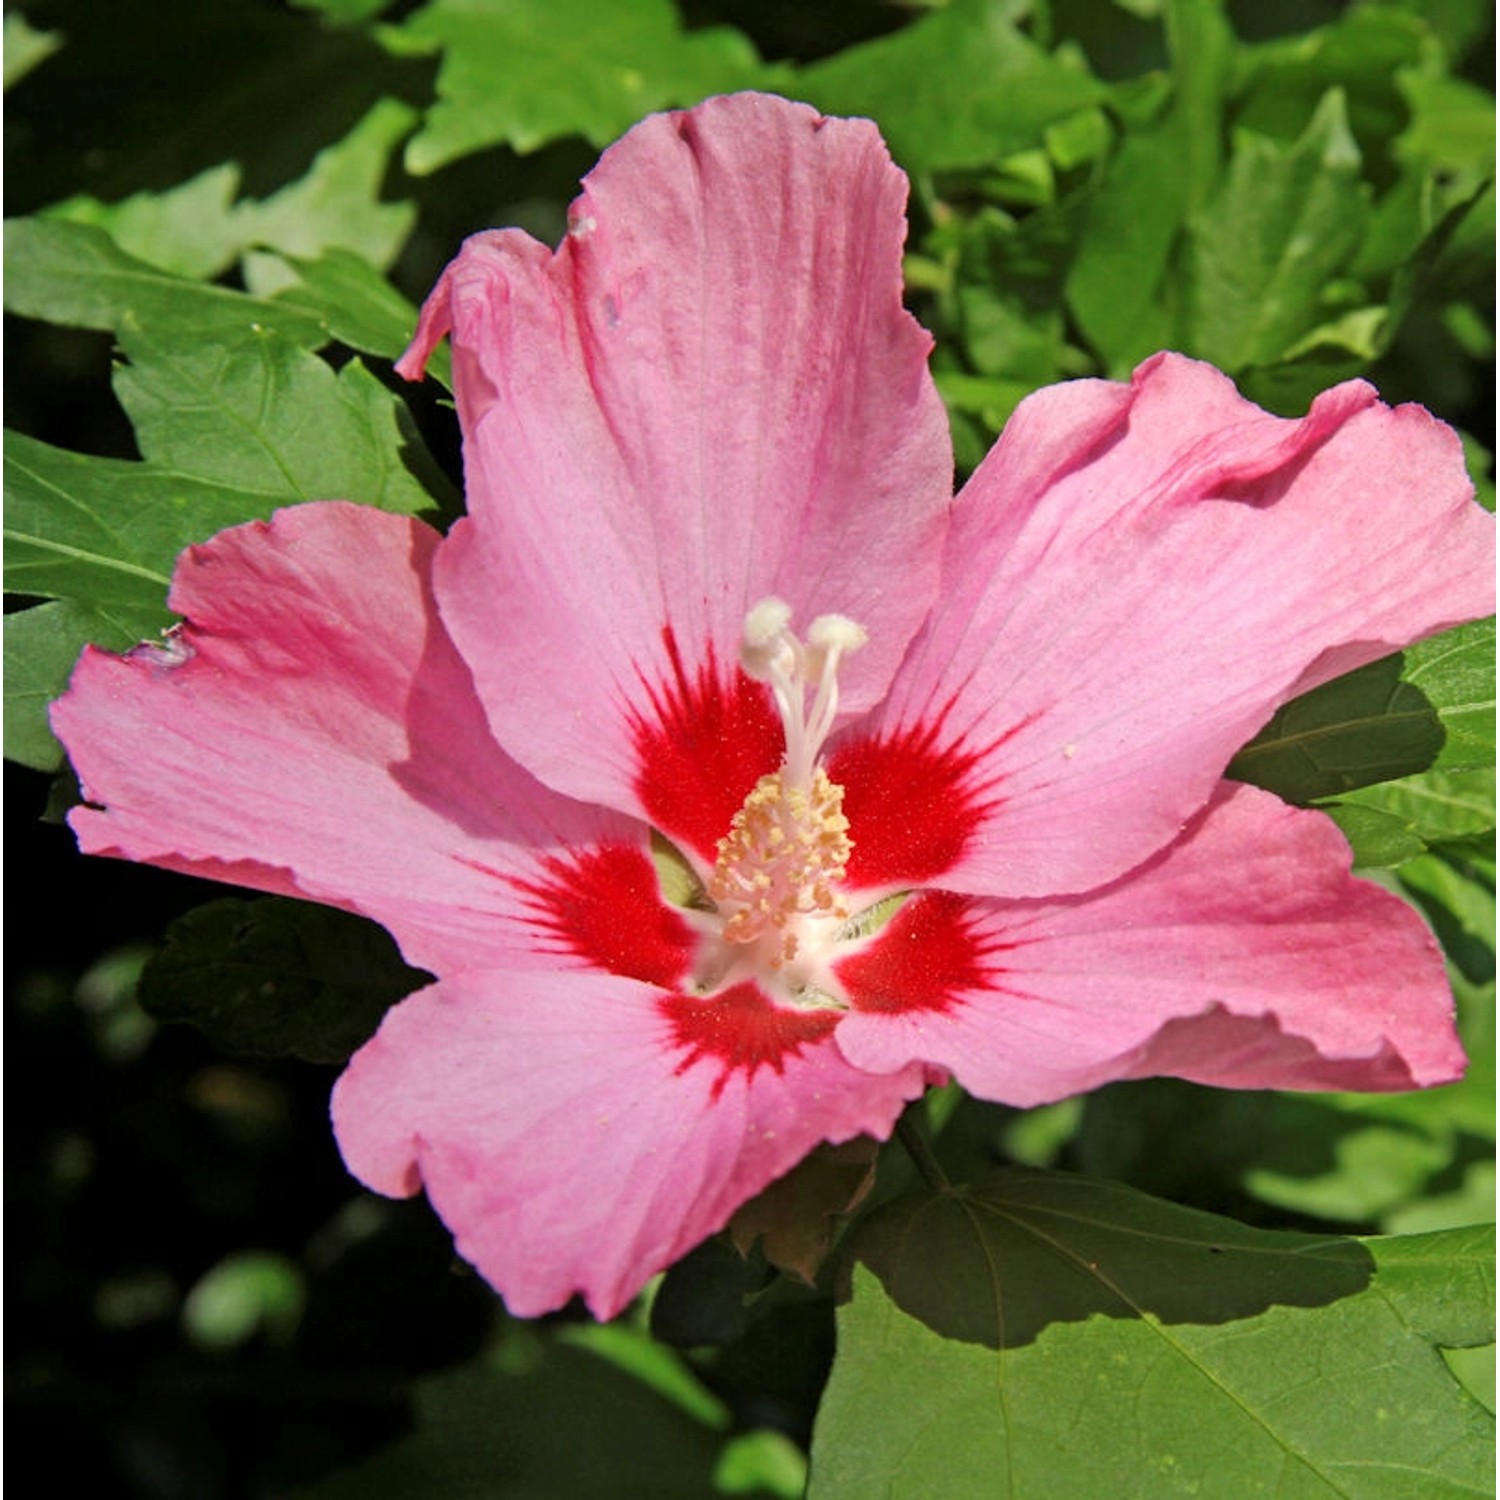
1162, 0, 1234, 213
3, 218, 328, 345
1404, 618, 1496, 770
1184, 90, 1370, 371
111, 324, 445, 517
4, 0, 416, 216
798, 0, 1104, 173
270, 246, 453, 390
1233, 6, 1424, 156
44, 99, 418, 286
45, 165, 245, 280
5, 318, 451, 744
392, 0, 765, 172
812, 1174, 1494, 1500
6, 337, 441, 610
183, 1251, 305, 1350
1066, 119, 1187, 374
3, 12, 64, 90
238, 97, 419, 288
1340, 768, 1495, 845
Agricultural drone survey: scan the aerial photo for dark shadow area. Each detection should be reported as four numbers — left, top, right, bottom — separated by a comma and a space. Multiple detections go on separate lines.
6, 761, 499, 1498
5, 0, 433, 212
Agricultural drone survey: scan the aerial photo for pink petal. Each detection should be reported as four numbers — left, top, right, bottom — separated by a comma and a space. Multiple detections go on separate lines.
865, 352, 1495, 897
401, 93, 953, 817
833, 782, 1463, 1106
50, 502, 641, 976
332, 970, 926, 1319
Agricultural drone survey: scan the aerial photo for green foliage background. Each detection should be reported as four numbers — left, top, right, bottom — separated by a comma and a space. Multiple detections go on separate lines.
6, 1, 1494, 1497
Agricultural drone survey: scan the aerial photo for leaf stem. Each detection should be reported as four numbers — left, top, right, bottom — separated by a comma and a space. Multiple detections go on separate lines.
896, 1108, 952, 1194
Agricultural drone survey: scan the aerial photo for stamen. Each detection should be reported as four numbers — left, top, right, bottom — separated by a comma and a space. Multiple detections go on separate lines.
709, 767, 853, 953
709, 600, 866, 958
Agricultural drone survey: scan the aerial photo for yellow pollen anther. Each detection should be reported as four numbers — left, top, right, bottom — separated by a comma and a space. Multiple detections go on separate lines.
709, 767, 853, 952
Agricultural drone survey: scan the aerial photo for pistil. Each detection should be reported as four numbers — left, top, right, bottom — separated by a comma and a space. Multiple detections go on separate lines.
709, 600, 865, 966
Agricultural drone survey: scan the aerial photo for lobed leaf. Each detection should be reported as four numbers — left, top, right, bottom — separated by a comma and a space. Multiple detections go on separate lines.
111, 324, 445, 517
3, 217, 329, 345
392, 0, 766, 171
5, 312, 452, 763
271, 246, 453, 390
45, 98, 418, 286
798, 0, 1104, 174
811, 1172, 1494, 1500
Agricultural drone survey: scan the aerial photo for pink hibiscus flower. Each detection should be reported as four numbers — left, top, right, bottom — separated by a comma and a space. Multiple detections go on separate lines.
53, 93, 1494, 1319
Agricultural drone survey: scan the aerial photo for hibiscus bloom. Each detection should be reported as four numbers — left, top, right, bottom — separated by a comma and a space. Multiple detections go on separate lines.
53, 93, 1494, 1319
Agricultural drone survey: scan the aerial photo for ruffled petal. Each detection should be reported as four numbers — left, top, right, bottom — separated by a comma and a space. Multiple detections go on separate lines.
332, 970, 926, 1319
833, 782, 1463, 1105
401, 93, 952, 817
864, 352, 1495, 897
50, 502, 641, 976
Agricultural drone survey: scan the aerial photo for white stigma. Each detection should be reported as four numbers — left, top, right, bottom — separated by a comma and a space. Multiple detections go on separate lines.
738, 597, 866, 789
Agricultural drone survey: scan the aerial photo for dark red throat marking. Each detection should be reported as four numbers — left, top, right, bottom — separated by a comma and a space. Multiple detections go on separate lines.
630, 627, 784, 866
512, 844, 696, 988
836, 891, 1002, 1015
659, 984, 841, 1099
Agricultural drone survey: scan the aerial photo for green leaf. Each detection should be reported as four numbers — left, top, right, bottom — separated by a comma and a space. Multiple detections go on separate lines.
1399, 853, 1496, 987
1184, 90, 1370, 371
558, 1322, 729, 1431
111, 324, 445, 517
138, 897, 428, 1065
271, 246, 453, 390
1074, 955, 1494, 1227
289, 0, 395, 22
1320, 802, 1430, 869
4, 0, 417, 218
1163, 0, 1235, 213
716, 1429, 807, 1500
1405, 618, 1496, 771
1066, 119, 1188, 373
798, 0, 1104, 173
811, 1173, 1494, 1500
4, 320, 452, 740
5, 430, 210, 611
6, 331, 444, 612
294, 1334, 725, 1499
1396, 69, 1496, 187
1339, 768, 1495, 846
45, 165, 246, 281
4, 599, 170, 771
238, 97, 419, 288
392, 0, 765, 171
1228, 651, 1444, 803
3, 218, 328, 346
4, 12, 65, 91
182, 1251, 305, 1350
1233, 7, 1425, 158
44, 98, 418, 285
